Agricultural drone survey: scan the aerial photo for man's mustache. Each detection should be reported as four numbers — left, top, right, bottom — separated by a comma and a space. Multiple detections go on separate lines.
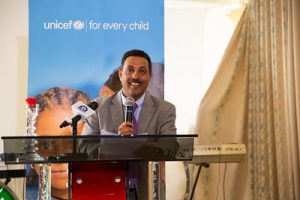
129, 79, 142, 84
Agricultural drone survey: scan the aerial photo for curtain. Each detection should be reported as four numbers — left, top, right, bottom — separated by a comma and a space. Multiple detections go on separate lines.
192, 0, 300, 199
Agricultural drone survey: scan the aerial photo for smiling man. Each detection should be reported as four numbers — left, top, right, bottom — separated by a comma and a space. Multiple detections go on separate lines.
82, 49, 177, 199
82, 49, 176, 136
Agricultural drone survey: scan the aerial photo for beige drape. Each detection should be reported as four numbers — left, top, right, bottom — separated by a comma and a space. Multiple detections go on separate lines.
192, 0, 299, 199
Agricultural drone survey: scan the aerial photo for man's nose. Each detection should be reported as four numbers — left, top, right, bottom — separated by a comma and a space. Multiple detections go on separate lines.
131, 70, 139, 78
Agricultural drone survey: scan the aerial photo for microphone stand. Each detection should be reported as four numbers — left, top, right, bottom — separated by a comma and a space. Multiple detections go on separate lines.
68, 119, 79, 200
66, 118, 88, 199
71, 121, 78, 151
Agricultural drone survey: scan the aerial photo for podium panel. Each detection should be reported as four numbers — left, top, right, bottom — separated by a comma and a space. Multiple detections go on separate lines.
1, 134, 197, 200
72, 162, 126, 200
1, 134, 196, 163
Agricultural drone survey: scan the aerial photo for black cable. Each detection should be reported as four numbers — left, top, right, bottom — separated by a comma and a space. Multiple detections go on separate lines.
216, 163, 221, 200
68, 162, 72, 200
189, 163, 209, 200
190, 165, 201, 200
223, 163, 227, 200
4, 177, 11, 185
22, 165, 26, 200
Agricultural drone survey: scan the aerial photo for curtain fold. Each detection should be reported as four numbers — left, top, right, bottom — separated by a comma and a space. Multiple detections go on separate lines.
286, 0, 300, 199
192, 0, 299, 199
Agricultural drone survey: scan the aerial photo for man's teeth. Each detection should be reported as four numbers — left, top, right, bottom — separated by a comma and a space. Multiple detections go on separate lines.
131, 82, 140, 85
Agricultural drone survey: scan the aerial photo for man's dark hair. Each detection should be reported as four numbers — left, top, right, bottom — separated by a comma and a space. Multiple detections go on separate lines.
120, 49, 152, 74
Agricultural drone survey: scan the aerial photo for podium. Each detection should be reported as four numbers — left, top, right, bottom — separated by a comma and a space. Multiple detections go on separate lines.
1, 134, 196, 199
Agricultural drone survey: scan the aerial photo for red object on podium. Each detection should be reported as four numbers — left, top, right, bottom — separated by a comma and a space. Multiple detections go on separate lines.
72, 162, 126, 200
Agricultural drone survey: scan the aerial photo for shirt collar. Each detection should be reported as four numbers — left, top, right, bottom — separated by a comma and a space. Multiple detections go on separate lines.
121, 92, 145, 107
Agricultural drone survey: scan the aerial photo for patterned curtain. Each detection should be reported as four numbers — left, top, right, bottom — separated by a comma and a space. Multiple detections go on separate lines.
192, 0, 300, 199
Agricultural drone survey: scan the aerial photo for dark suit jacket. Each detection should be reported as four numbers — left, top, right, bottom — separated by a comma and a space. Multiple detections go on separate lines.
81, 90, 176, 199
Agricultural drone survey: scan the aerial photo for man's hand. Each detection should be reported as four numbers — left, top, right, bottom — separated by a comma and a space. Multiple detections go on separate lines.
118, 121, 134, 135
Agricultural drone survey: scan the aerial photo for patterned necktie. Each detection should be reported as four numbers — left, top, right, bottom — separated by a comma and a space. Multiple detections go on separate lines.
133, 103, 138, 134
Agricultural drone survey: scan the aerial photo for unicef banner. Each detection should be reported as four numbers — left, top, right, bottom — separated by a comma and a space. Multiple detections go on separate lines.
26, 0, 164, 199
28, 0, 164, 99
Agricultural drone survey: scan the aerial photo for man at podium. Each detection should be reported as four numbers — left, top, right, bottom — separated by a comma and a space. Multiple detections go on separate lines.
82, 49, 177, 199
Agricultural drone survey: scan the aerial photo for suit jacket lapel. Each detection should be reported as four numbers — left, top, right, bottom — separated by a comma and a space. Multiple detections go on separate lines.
138, 92, 156, 133
110, 91, 123, 132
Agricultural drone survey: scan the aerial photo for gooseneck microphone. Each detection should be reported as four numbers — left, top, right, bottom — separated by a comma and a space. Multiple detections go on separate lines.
124, 97, 135, 123
59, 101, 99, 128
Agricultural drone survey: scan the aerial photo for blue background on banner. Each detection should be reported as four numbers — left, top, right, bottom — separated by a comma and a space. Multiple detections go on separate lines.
28, 0, 164, 98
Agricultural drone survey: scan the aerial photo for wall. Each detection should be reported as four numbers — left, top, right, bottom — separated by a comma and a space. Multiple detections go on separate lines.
0, 0, 28, 142
165, 1, 242, 199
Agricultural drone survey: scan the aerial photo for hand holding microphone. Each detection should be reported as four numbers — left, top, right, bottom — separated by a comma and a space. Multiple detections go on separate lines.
59, 101, 98, 128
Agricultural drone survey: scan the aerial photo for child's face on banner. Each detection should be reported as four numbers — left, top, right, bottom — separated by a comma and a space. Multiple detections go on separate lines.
35, 107, 84, 190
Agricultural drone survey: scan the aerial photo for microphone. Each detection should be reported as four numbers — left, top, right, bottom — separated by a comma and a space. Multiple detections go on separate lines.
124, 97, 135, 122
59, 101, 98, 128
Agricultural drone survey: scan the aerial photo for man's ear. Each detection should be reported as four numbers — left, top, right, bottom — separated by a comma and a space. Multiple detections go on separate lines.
147, 72, 152, 81
118, 68, 122, 79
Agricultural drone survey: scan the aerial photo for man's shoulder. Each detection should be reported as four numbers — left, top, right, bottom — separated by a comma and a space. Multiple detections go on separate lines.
148, 93, 175, 109
93, 92, 119, 106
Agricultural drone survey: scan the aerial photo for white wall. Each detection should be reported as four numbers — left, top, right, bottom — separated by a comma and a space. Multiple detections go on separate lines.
165, 0, 242, 134
0, 0, 242, 199
165, 1, 242, 199
0, 2, 28, 198
0, 0, 28, 141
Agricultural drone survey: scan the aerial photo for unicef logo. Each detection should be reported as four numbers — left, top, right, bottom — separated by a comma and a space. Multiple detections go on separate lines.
78, 105, 88, 112
73, 20, 84, 30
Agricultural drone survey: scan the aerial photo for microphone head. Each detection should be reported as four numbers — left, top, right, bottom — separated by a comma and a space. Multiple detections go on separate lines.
124, 97, 135, 122
71, 101, 97, 122
60, 101, 98, 129
124, 97, 135, 107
